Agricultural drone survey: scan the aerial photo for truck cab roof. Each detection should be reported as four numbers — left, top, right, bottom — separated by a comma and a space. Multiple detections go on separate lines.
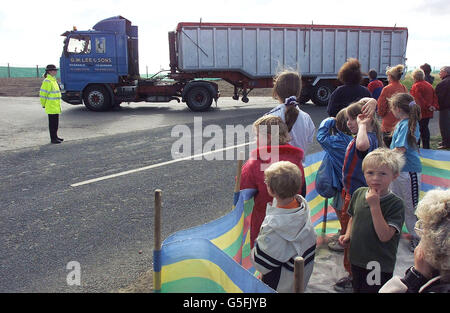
62, 16, 137, 37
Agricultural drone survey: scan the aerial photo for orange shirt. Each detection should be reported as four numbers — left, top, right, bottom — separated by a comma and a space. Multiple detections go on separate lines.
276, 198, 299, 209
377, 81, 408, 133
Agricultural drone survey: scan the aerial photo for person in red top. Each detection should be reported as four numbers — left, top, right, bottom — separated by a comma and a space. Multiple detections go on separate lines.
377, 64, 408, 147
410, 68, 439, 149
240, 115, 305, 248
367, 69, 384, 100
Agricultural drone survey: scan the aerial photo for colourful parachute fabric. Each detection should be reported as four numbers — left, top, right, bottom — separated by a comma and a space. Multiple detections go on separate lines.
419, 149, 450, 193
154, 188, 271, 293
163, 189, 256, 272
153, 149, 449, 293
303, 151, 340, 236
155, 238, 274, 293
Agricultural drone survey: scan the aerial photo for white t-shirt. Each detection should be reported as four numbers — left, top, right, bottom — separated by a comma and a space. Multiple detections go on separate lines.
266, 104, 316, 155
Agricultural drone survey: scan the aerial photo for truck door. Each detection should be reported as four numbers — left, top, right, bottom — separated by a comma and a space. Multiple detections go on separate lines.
61, 33, 117, 92
61, 34, 93, 91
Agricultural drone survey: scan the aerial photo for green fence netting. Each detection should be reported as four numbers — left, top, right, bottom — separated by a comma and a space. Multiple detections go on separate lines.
0, 66, 60, 78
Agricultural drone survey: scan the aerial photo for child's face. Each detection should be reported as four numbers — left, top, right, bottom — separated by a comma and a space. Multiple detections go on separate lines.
346, 113, 358, 134
364, 164, 397, 195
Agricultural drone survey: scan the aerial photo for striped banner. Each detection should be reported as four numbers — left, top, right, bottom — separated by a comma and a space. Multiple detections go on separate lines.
154, 149, 449, 293
303, 151, 341, 236
419, 149, 450, 193
156, 238, 274, 293
155, 188, 271, 292
163, 189, 256, 271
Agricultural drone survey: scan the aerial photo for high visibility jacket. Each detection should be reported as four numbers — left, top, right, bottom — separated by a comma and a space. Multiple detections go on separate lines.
40, 75, 61, 114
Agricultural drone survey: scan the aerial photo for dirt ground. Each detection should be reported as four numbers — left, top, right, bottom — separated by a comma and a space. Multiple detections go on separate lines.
0, 78, 43, 97
0, 77, 272, 98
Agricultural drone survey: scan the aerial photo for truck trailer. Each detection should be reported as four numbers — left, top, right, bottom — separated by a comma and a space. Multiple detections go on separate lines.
60, 16, 408, 111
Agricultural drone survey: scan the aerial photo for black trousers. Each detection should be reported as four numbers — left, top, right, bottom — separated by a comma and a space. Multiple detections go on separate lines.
351, 264, 393, 293
440, 109, 450, 147
418, 118, 430, 149
48, 114, 59, 140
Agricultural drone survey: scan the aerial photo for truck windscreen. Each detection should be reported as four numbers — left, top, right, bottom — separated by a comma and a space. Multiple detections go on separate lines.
66, 35, 91, 54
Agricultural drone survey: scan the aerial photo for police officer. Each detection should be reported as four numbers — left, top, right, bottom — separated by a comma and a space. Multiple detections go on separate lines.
40, 64, 63, 144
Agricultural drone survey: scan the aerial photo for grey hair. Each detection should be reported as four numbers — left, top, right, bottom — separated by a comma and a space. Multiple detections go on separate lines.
440, 66, 450, 75
415, 189, 450, 282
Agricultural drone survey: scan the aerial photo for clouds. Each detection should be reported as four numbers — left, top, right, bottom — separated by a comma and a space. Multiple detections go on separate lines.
0, 0, 448, 71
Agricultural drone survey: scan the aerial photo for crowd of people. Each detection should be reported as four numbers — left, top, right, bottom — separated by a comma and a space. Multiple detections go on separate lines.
39, 60, 449, 293
242, 60, 449, 293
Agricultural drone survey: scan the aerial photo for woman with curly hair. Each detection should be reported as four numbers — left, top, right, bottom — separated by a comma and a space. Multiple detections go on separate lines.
327, 58, 371, 117
380, 189, 450, 293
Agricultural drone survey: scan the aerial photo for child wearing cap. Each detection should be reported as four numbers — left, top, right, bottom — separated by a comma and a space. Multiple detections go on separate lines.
251, 161, 317, 292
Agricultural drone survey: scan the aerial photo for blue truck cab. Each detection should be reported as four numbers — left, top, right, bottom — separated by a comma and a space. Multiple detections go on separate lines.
60, 16, 139, 110
60, 16, 219, 112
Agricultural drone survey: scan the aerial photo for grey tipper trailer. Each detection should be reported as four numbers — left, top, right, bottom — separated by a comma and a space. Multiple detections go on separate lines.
175, 22, 408, 106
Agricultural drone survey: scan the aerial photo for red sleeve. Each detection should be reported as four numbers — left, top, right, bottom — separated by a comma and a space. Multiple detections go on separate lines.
240, 160, 258, 190
377, 88, 389, 117
411, 83, 429, 110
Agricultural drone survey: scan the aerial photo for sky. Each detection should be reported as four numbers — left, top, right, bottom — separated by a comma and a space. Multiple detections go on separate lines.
0, 0, 449, 74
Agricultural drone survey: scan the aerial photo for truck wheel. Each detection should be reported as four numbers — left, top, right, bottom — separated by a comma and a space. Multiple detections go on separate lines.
83, 85, 112, 111
186, 86, 213, 111
311, 82, 334, 106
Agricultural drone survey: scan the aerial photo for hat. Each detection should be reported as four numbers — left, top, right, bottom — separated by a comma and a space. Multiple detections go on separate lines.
45, 64, 58, 71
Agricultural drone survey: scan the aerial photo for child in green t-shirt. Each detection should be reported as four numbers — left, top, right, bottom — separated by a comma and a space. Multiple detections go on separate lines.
339, 148, 406, 293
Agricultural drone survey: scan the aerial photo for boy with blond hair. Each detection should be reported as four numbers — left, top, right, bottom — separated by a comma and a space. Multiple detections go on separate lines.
339, 148, 406, 293
251, 161, 317, 292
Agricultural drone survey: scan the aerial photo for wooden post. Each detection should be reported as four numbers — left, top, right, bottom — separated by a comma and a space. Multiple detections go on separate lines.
153, 189, 162, 292
294, 256, 305, 293
36, 65, 39, 78
7, 63, 11, 78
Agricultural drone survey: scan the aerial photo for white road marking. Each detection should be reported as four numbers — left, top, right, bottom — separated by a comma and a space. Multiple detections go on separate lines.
70, 141, 254, 187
